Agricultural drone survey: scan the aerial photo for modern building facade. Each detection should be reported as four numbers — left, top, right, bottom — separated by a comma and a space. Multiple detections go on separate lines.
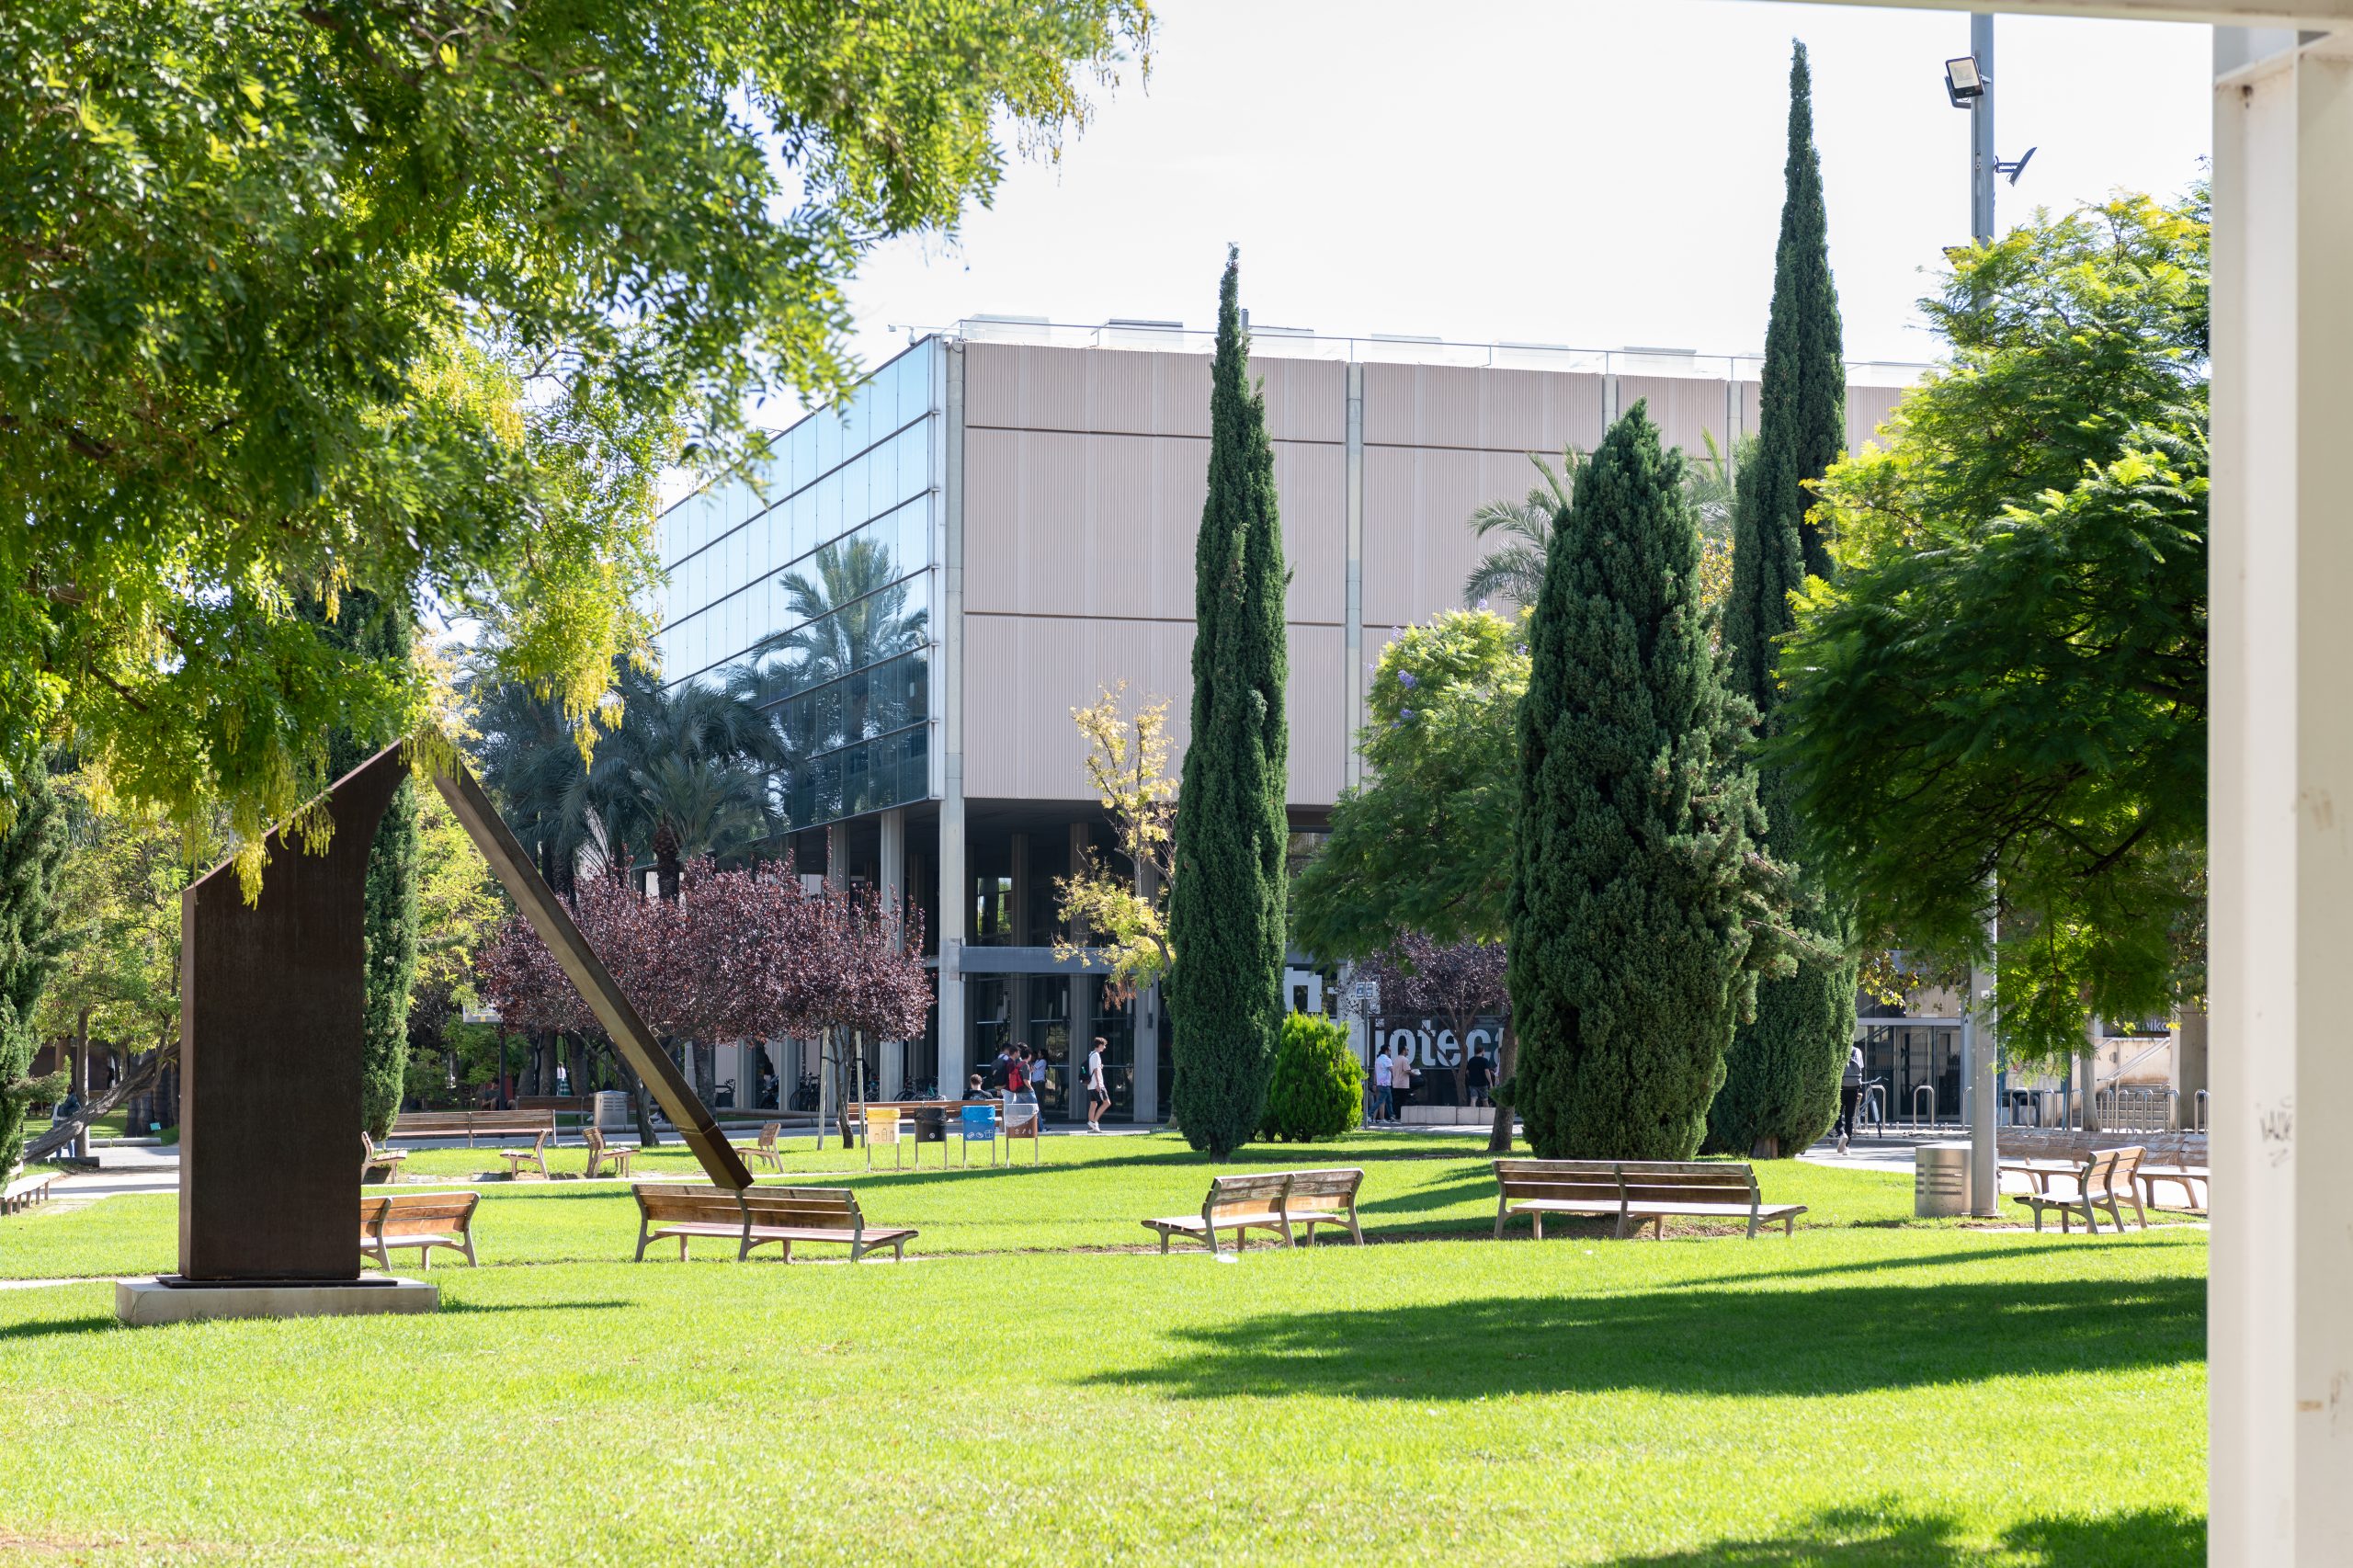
656, 318, 1921, 1123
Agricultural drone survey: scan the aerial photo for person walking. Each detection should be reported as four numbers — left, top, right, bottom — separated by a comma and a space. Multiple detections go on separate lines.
1388, 1041, 1415, 1122
1464, 1044, 1494, 1109
1837, 1043, 1865, 1153
1084, 1036, 1110, 1132
1371, 1048, 1393, 1125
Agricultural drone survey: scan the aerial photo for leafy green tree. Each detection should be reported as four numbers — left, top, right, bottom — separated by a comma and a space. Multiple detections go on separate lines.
1291, 609, 1526, 1149
1166, 248, 1290, 1160
1259, 1013, 1363, 1142
1772, 192, 2210, 1066
1506, 404, 1795, 1161
0, 0, 1147, 881
1709, 40, 1858, 1158
0, 763, 68, 1174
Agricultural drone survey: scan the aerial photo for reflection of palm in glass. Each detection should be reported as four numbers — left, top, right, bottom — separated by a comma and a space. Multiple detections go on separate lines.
741, 537, 926, 751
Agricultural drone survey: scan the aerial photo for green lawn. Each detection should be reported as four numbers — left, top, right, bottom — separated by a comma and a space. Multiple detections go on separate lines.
0, 1137, 2205, 1565
1, 1131, 2196, 1281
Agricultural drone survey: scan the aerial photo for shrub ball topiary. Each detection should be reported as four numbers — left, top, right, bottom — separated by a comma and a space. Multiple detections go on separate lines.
1259, 1012, 1363, 1142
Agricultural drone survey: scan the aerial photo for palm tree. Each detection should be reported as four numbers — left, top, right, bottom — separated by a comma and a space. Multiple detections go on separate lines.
591, 672, 785, 901
468, 665, 597, 893
1462, 449, 1576, 609
1461, 431, 1751, 611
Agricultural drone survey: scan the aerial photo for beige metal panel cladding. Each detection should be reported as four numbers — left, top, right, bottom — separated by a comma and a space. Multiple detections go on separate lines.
961, 429, 1345, 626
961, 428, 1195, 621
1361, 446, 1544, 626
1614, 376, 1741, 462
1846, 382, 1908, 456
1362, 363, 1606, 452
961, 614, 1346, 806
963, 342, 1346, 445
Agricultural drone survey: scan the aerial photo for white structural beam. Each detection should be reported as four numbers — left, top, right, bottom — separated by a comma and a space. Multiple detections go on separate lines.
1784, 0, 2351, 23
2209, 29, 2353, 1566
1739, 2, 2353, 1560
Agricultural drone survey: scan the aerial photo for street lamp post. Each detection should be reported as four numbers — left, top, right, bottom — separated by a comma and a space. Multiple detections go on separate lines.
1959, 13, 2002, 1217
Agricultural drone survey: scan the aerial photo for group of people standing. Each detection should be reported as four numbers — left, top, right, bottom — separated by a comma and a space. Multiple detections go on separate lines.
1369, 1040, 1497, 1123
975, 1036, 1113, 1132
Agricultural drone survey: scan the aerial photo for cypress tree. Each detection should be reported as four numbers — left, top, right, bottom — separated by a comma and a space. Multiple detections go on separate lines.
1710, 40, 1860, 1158
0, 762, 67, 1176
307, 592, 421, 1143
1506, 403, 1782, 1161
1166, 246, 1290, 1159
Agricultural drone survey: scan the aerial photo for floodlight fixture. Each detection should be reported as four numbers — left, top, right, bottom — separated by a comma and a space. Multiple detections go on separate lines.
1944, 55, 1985, 108
1995, 146, 2038, 186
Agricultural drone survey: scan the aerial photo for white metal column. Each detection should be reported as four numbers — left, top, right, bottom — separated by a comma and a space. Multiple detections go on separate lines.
936, 341, 970, 1104
2211, 28, 2353, 1566
878, 807, 906, 1100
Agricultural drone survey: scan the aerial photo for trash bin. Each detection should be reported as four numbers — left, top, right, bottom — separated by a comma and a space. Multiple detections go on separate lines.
593, 1090, 631, 1131
914, 1108, 946, 1143
1915, 1141, 1972, 1217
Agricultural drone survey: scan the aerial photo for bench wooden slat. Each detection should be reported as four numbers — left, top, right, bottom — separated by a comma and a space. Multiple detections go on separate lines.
359, 1190, 480, 1270
1495, 1159, 1802, 1240
1142, 1167, 1366, 1254
631, 1182, 915, 1263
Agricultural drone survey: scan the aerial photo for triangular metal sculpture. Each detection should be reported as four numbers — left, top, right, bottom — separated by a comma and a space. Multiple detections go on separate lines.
178, 740, 750, 1283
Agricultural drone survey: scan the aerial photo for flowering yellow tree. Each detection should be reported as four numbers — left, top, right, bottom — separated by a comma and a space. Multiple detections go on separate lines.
1053, 684, 1176, 1003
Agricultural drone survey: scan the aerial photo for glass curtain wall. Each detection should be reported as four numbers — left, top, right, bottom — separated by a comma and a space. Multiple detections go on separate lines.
654, 341, 938, 832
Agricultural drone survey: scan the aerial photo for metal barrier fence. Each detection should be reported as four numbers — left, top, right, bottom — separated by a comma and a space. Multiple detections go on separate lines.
2093, 1086, 2177, 1131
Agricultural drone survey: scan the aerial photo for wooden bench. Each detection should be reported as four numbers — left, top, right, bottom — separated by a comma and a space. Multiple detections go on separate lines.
359, 1191, 480, 1270
2012, 1145, 2147, 1233
498, 1129, 552, 1180
733, 1122, 788, 1174
1493, 1159, 1806, 1240
1999, 1130, 2207, 1213
389, 1108, 557, 1148
1142, 1168, 1368, 1255
631, 1184, 916, 1263
582, 1124, 635, 1179
361, 1131, 407, 1184
2, 1168, 62, 1214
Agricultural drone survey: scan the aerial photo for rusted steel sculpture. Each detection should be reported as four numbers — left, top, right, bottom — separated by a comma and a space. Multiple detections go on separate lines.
176, 741, 747, 1284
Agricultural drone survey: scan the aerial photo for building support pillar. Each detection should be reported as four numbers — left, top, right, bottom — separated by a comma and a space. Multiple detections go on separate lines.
2211, 28, 2353, 1566
935, 340, 970, 1106
878, 808, 906, 1101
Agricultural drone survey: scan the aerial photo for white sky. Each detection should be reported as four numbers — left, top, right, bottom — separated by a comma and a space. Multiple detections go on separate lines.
792, 0, 2211, 420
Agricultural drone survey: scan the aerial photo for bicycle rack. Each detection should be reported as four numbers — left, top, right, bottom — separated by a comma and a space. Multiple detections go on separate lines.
1860, 1084, 1888, 1140
1912, 1084, 1937, 1132
2194, 1088, 2209, 1132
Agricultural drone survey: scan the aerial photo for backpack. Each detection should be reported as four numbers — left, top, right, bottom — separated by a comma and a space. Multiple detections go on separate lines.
1007, 1059, 1028, 1092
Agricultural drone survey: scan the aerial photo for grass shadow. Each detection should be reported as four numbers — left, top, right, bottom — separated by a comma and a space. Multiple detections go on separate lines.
0, 1314, 118, 1340
435, 1298, 632, 1314
1602, 1502, 2201, 1566
1086, 1271, 2201, 1403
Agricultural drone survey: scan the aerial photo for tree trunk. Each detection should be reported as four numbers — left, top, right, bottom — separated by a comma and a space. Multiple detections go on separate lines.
23, 1040, 176, 1165
1487, 1021, 1518, 1153
621, 1044, 661, 1148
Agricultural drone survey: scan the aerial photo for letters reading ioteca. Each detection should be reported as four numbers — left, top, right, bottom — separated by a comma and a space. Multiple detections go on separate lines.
178, 741, 750, 1283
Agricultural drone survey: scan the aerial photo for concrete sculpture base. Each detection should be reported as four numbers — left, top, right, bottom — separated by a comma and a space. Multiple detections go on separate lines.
115, 1276, 438, 1326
